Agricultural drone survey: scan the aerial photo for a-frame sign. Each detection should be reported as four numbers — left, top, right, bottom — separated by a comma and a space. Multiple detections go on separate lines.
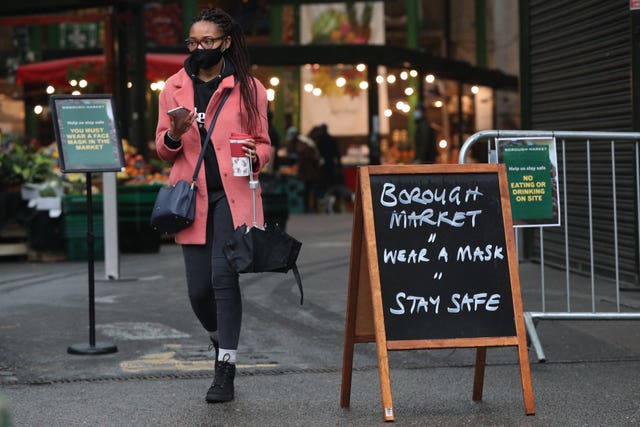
340, 164, 535, 421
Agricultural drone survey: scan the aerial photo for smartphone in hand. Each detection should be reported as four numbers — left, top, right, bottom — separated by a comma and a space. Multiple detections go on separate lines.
167, 106, 191, 119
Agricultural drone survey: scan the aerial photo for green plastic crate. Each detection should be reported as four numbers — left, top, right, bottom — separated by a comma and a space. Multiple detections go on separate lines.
65, 236, 105, 261
62, 195, 104, 215
63, 214, 104, 239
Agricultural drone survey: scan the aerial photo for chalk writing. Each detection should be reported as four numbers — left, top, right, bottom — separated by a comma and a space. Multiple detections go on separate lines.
379, 183, 483, 207
388, 209, 483, 229
389, 291, 501, 316
369, 171, 516, 341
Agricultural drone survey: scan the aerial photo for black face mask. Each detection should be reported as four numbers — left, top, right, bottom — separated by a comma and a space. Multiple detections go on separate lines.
191, 46, 223, 70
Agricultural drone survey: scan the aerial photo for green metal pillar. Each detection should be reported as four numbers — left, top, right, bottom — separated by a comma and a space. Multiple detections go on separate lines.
475, 0, 487, 68
25, 25, 41, 140
519, 0, 531, 129
406, 0, 420, 140
292, 4, 301, 130
182, 0, 197, 38
269, 3, 286, 137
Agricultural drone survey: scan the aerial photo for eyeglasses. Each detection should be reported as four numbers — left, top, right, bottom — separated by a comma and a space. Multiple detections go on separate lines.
185, 35, 227, 51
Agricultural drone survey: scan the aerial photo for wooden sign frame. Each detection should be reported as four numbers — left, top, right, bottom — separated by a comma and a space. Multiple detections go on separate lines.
340, 164, 535, 421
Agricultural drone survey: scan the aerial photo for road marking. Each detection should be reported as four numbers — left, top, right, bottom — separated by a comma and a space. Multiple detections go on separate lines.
97, 322, 190, 340
307, 242, 350, 248
120, 347, 278, 373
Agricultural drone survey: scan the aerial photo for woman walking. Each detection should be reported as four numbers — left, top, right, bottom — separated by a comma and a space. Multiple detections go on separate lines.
155, 8, 270, 403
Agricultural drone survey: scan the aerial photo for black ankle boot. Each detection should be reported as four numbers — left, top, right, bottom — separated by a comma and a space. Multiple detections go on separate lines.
206, 360, 235, 403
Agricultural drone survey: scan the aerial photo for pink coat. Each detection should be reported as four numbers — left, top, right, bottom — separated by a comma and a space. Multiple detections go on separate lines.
156, 69, 271, 245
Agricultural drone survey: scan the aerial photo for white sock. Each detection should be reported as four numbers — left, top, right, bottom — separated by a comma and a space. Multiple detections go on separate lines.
208, 330, 219, 343
218, 348, 237, 364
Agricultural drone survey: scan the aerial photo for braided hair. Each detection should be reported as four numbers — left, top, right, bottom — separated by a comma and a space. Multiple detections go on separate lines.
192, 8, 261, 134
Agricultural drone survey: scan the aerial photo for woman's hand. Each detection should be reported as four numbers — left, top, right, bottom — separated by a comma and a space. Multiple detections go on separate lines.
168, 111, 196, 140
242, 139, 258, 167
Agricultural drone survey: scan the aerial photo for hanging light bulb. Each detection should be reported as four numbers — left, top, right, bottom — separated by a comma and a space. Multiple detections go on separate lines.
270, 76, 280, 86
46, 85, 55, 94
425, 74, 435, 83
359, 81, 369, 90
336, 77, 346, 88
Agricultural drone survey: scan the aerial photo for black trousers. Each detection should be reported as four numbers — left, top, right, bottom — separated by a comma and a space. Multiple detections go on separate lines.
181, 190, 241, 350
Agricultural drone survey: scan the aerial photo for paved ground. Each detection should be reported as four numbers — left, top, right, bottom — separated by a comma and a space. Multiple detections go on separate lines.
1, 213, 640, 426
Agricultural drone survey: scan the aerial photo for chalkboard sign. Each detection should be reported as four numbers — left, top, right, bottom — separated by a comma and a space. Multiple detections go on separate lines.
370, 172, 516, 341
340, 164, 534, 422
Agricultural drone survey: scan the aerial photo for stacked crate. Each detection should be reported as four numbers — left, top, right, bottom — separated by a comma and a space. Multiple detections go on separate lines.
117, 185, 161, 253
62, 195, 104, 261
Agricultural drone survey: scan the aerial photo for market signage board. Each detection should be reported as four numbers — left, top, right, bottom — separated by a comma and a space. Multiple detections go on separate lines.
339, 164, 535, 421
50, 94, 124, 173
497, 137, 560, 227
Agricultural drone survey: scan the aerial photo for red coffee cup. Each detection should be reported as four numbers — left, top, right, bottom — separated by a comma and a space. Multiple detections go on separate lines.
229, 132, 252, 176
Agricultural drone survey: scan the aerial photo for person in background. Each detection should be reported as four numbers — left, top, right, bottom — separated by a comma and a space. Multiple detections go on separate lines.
312, 123, 342, 190
285, 126, 321, 212
413, 103, 437, 164
155, 8, 270, 404
265, 108, 281, 173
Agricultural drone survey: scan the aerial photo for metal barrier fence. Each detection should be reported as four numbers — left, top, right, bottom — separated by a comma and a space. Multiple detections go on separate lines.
458, 130, 640, 362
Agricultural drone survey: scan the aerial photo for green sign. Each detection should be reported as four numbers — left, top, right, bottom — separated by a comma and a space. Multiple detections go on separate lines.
51, 95, 124, 173
498, 138, 559, 227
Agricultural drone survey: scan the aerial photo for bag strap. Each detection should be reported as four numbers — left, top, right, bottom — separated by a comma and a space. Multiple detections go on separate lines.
292, 264, 303, 305
191, 87, 234, 183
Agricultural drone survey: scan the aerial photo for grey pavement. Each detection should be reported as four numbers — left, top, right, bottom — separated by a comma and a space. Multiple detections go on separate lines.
1, 213, 640, 426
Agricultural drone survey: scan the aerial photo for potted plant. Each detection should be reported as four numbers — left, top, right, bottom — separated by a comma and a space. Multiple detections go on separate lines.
0, 133, 61, 254
0, 134, 56, 190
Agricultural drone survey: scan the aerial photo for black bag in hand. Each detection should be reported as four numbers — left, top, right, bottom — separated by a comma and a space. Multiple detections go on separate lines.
150, 180, 196, 233
224, 223, 303, 304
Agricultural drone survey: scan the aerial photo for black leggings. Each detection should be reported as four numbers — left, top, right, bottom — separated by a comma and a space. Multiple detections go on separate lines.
181, 191, 241, 349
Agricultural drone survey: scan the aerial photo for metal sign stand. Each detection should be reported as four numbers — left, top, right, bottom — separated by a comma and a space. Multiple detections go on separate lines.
67, 172, 118, 355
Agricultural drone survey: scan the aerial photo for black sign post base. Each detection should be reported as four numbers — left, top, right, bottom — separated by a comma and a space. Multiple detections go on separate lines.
68, 342, 118, 355
68, 173, 118, 356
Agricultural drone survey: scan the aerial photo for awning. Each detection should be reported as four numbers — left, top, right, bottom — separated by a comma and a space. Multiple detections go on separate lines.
15, 53, 187, 86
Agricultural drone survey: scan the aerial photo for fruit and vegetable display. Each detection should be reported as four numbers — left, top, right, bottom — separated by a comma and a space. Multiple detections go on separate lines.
311, 3, 372, 44
308, 3, 373, 98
